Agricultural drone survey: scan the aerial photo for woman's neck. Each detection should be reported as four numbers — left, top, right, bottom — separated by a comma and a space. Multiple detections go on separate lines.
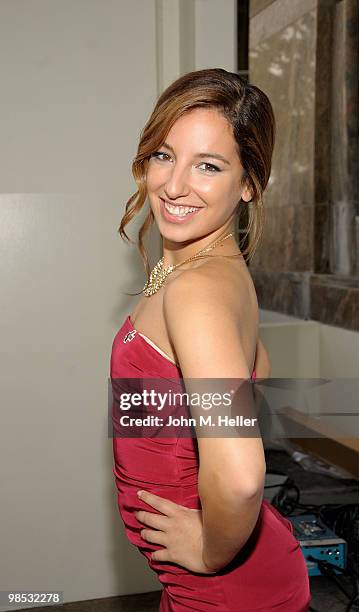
162, 220, 238, 267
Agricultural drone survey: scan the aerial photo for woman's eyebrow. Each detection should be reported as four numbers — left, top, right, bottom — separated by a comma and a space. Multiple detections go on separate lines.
162, 142, 230, 165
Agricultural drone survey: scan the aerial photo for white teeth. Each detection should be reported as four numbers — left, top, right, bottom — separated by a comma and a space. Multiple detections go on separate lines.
164, 201, 200, 216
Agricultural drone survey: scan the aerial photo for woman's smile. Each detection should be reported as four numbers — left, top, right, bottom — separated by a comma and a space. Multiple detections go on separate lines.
160, 197, 203, 224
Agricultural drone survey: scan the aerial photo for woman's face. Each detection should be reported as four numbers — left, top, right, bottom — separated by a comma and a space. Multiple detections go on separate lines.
146, 107, 251, 246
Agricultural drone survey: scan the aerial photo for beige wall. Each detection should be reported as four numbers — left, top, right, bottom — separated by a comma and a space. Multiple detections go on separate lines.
0, 0, 237, 608
195, 0, 237, 70
0, 0, 161, 607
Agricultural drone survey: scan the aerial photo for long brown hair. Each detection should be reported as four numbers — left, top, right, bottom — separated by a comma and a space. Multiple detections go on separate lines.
119, 68, 275, 296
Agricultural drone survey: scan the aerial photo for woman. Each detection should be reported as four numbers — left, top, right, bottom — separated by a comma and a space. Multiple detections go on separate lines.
110, 68, 311, 611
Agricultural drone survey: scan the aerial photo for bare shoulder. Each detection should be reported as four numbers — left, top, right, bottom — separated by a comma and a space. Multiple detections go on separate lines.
162, 260, 257, 378
164, 258, 254, 318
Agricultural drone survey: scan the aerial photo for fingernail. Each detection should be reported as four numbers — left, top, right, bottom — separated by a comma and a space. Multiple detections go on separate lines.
137, 490, 144, 498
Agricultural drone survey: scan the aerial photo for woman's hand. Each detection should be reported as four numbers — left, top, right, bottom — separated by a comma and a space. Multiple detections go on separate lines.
135, 489, 217, 574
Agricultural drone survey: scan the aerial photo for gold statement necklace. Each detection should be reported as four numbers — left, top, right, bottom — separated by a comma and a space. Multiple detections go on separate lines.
142, 232, 233, 297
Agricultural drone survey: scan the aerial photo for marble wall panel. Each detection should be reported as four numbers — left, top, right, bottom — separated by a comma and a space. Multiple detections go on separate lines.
331, 0, 359, 205
314, 203, 331, 274
254, 269, 359, 328
331, 2, 346, 203
249, 9, 316, 209
252, 270, 310, 318
248, 0, 359, 330
251, 204, 313, 272
310, 275, 359, 330
250, 0, 316, 50
331, 201, 359, 276
330, 0, 359, 276
313, 0, 335, 208
250, 0, 276, 18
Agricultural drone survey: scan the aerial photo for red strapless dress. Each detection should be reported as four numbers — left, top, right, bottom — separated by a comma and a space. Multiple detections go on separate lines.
110, 315, 311, 611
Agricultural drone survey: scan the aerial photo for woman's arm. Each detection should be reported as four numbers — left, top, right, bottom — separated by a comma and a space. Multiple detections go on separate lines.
163, 269, 266, 572
200, 467, 265, 571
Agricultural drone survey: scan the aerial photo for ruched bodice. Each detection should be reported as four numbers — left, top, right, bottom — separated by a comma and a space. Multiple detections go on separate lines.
110, 315, 311, 611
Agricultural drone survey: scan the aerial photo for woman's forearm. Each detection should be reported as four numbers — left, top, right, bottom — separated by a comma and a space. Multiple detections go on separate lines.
200, 478, 264, 572
196, 401, 267, 571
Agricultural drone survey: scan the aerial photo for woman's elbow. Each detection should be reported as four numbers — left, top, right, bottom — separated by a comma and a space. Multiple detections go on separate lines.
213, 472, 265, 507
199, 450, 266, 509
224, 468, 265, 503
233, 476, 265, 501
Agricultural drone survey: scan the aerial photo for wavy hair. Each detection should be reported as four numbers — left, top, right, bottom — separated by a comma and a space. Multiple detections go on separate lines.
119, 68, 275, 295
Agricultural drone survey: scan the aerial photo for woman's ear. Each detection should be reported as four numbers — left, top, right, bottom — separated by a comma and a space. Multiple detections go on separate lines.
241, 184, 253, 203
239, 172, 253, 203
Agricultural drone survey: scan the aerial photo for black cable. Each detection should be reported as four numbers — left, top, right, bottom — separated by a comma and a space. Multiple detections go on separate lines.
307, 551, 359, 611
308, 557, 351, 598
270, 477, 301, 515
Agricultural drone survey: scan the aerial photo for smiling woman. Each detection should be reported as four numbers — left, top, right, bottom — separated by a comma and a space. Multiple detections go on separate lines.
110, 68, 311, 611
145, 107, 253, 245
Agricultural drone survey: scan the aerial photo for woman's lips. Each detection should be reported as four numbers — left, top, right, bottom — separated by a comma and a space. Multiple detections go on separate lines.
160, 198, 202, 223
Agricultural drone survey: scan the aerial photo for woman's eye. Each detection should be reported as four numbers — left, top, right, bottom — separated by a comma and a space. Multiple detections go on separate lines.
150, 152, 220, 173
198, 162, 220, 173
150, 151, 170, 161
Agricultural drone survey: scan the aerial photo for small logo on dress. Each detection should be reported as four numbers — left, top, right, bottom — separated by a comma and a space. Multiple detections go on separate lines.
123, 330, 137, 343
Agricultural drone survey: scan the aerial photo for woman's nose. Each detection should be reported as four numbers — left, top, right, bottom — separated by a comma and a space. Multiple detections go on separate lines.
164, 165, 191, 199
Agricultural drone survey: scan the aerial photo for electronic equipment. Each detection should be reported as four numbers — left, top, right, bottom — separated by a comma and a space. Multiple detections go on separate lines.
287, 514, 347, 576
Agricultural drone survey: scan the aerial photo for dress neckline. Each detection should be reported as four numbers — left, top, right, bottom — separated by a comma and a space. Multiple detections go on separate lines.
127, 315, 181, 368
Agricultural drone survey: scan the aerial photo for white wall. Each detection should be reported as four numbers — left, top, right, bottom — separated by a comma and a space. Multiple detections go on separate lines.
0, 0, 158, 194
195, 0, 237, 71
258, 311, 359, 439
0, 0, 238, 608
0, 0, 160, 608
